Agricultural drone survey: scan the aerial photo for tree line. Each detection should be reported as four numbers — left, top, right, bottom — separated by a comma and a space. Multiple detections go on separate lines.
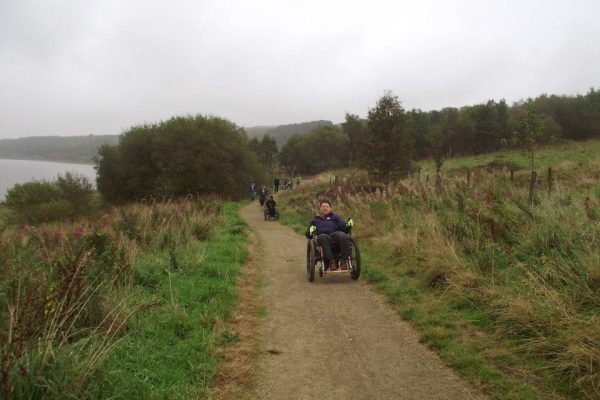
245, 120, 333, 147
279, 88, 600, 180
94, 88, 599, 203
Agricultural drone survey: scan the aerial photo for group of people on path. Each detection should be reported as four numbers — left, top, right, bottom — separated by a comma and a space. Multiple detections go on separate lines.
248, 183, 278, 218
249, 175, 301, 200
273, 175, 301, 193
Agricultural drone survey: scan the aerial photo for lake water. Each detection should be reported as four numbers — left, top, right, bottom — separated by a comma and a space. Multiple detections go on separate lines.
0, 159, 97, 201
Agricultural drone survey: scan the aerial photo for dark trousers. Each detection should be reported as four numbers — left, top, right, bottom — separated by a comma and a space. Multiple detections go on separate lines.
317, 231, 350, 260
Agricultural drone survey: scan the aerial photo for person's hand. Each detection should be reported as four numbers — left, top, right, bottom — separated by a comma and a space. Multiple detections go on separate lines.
309, 225, 316, 236
346, 218, 354, 228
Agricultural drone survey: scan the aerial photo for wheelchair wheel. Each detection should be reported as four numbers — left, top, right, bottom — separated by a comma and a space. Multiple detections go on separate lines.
306, 240, 316, 282
349, 238, 361, 280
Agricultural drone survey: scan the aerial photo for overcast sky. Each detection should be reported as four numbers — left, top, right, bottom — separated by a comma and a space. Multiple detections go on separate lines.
1, 0, 599, 138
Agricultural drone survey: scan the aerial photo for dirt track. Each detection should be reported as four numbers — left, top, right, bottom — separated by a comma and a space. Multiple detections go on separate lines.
240, 202, 483, 400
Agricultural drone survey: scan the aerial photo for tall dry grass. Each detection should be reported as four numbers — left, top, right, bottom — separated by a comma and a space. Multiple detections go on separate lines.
281, 162, 600, 397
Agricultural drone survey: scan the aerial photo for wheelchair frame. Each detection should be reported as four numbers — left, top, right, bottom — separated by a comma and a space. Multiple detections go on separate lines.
264, 205, 279, 221
306, 230, 361, 282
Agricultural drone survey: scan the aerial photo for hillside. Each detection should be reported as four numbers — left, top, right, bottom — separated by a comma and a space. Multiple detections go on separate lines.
0, 135, 119, 164
0, 119, 334, 163
277, 138, 600, 399
245, 120, 334, 146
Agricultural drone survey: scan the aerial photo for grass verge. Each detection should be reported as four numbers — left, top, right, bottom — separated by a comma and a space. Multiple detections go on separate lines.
102, 203, 249, 399
210, 209, 262, 399
1, 199, 252, 399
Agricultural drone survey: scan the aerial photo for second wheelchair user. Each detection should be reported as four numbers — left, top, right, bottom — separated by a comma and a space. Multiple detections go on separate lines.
265, 195, 277, 217
305, 200, 354, 270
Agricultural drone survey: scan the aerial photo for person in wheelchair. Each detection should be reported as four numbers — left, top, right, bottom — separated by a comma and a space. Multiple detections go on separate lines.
264, 195, 278, 218
305, 200, 354, 270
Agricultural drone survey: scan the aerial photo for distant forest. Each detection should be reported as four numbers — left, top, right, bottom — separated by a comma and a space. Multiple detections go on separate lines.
245, 120, 334, 146
0, 121, 332, 163
0, 135, 119, 163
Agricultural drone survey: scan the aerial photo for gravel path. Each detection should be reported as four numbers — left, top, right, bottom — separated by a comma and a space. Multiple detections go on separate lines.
240, 202, 483, 400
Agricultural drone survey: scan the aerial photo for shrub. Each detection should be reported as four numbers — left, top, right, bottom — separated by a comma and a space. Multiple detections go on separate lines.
5, 173, 96, 223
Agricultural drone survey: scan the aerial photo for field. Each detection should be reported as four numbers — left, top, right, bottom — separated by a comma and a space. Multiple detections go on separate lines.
0, 198, 248, 398
278, 138, 600, 399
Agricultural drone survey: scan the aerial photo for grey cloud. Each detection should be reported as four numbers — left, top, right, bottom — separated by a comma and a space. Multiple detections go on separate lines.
1, 0, 599, 138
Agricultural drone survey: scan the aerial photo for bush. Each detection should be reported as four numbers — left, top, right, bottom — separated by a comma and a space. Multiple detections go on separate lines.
5, 173, 96, 223
96, 114, 266, 202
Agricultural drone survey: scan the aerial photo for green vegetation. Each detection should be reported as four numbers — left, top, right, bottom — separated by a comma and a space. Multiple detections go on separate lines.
360, 91, 414, 182
420, 138, 600, 175
279, 125, 349, 174
2, 88, 599, 399
96, 115, 266, 202
0, 199, 249, 398
103, 203, 248, 398
245, 120, 334, 147
5, 173, 97, 223
0, 135, 119, 164
0, 205, 15, 230
278, 139, 600, 399
248, 134, 279, 177
279, 88, 600, 177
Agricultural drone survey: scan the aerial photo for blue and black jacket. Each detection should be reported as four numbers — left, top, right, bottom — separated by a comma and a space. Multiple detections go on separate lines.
305, 212, 349, 239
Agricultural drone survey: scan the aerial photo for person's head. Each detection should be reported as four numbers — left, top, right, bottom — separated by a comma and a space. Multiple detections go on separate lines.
319, 200, 331, 217
269, 195, 274, 200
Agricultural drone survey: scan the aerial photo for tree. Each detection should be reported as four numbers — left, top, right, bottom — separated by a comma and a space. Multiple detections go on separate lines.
279, 126, 349, 175
512, 107, 545, 204
249, 135, 279, 177
341, 113, 367, 164
429, 109, 457, 175
96, 115, 266, 202
406, 109, 430, 160
363, 91, 414, 184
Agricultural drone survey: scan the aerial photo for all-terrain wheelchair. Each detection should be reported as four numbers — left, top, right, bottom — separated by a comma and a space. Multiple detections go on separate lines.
264, 205, 279, 221
306, 228, 360, 281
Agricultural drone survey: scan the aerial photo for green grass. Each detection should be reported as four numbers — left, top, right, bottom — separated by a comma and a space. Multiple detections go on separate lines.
420, 137, 600, 174
102, 203, 248, 399
0, 204, 15, 230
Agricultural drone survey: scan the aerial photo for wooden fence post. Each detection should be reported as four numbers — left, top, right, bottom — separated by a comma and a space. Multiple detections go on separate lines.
547, 167, 553, 193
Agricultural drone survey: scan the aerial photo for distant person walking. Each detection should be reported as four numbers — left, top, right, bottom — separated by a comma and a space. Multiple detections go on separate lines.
274, 178, 280, 193
258, 185, 268, 206
295, 174, 301, 187
249, 182, 256, 201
